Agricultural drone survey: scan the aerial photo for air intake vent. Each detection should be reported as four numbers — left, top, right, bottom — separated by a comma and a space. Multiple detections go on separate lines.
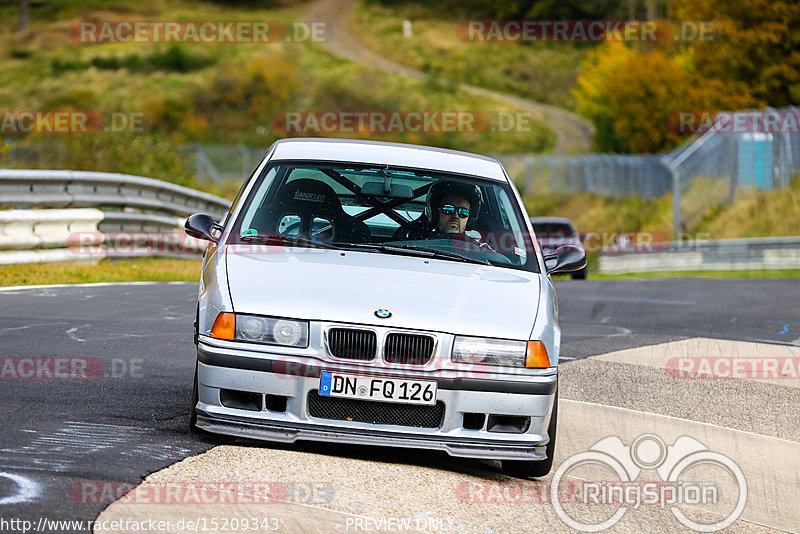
307, 392, 444, 428
327, 328, 377, 360
384, 333, 435, 365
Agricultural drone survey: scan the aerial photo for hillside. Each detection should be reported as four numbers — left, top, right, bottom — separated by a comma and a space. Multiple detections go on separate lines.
0, 0, 553, 192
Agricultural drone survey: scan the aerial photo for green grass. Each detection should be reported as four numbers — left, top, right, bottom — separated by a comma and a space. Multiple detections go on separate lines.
351, 1, 588, 109
586, 269, 800, 280
0, 257, 202, 287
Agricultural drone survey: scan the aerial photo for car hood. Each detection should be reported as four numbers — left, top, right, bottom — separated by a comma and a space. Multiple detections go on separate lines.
225, 247, 541, 339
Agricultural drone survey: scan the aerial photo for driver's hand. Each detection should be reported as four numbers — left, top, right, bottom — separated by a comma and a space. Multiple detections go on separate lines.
465, 230, 494, 251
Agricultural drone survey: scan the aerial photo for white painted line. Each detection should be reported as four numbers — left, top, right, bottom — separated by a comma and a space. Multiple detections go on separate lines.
588, 337, 800, 388
0, 281, 195, 292
563, 295, 695, 306
0, 471, 41, 505
0, 322, 68, 335
65, 325, 89, 342
562, 397, 800, 445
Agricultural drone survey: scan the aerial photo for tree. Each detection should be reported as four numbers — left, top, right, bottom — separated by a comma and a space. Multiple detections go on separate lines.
670, 0, 800, 106
574, 41, 756, 152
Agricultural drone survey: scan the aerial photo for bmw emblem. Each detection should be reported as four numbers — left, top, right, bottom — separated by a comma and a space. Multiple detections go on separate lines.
374, 309, 392, 319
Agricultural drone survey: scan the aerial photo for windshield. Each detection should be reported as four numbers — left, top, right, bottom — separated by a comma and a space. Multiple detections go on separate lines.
229, 161, 538, 272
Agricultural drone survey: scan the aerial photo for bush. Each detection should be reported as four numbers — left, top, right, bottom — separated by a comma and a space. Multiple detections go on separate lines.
52, 45, 214, 75
150, 45, 214, 73
10, 48, 34, 59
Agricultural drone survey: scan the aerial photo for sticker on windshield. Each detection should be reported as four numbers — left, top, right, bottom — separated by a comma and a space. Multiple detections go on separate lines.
241, 228, 258, 238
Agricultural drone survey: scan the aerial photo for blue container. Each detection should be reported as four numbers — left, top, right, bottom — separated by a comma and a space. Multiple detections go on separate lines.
737, 133, 773, 189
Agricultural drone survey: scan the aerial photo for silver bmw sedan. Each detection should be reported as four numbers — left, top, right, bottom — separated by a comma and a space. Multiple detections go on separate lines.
185, 138, 585, 478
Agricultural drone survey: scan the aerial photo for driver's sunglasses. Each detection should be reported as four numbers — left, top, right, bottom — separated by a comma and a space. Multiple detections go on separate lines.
440, 204, 470, 219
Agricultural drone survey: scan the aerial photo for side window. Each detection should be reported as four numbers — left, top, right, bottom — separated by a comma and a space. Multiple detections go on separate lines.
237, 166, 280, 233
489, 188, 529, 263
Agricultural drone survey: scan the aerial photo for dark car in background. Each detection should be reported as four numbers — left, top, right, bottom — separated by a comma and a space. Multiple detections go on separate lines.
530, 217, 587, 279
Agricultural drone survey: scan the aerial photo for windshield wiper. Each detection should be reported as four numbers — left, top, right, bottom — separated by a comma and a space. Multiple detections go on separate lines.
238, 234, 344, 250
344, 243, 491, 265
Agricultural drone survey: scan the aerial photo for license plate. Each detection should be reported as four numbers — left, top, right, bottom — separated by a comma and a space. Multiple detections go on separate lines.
319, 372, 437, 406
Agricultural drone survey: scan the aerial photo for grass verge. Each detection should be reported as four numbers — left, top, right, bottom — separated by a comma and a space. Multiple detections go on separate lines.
0, 257, 201, 287
2, 257, 796, 288
581, 269, 800, 280
351, 1, 587, 109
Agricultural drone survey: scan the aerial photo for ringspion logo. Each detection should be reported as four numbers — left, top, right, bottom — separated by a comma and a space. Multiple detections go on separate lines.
551, 434, 747, 532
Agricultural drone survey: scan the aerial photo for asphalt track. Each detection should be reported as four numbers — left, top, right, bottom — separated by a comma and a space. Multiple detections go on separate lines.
0, 279, 798, 533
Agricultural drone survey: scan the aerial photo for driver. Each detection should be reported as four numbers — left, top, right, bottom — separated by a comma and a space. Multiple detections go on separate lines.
426, 180, 481, 240
392, 180, 490, 246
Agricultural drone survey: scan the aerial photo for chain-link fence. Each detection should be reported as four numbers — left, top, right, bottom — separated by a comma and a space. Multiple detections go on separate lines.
501, 107, 800, 235
179, 144, 266, 183
497, 153, 672, 198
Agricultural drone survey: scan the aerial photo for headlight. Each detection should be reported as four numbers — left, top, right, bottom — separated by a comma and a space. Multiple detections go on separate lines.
235, 315, 308, 347
451, 336, 550, 368
211, 312, 308, 347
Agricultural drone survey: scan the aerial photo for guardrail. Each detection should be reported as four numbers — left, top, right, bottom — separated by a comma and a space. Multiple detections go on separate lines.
0, 170, 230, 264
0, 169, 229, 216
598, 236, 800, 274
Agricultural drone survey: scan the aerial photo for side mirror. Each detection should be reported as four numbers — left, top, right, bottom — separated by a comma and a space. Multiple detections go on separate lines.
185, 213, 221, 243
544, 244, 587, 274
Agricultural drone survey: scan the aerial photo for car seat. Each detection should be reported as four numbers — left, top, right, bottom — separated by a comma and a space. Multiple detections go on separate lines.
252, 179, 370, 243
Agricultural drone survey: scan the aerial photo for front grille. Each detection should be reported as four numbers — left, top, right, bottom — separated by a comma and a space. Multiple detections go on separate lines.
307, 391, 444, 428
384, 333, 435, 365
327, 328, 376, 360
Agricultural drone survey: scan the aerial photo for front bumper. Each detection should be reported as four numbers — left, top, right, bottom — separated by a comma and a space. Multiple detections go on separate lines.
196, 341, 558, 461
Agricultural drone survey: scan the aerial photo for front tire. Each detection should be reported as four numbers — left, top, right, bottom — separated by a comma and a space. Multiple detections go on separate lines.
501, 390, 558, 478
189, 362, 201, 433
